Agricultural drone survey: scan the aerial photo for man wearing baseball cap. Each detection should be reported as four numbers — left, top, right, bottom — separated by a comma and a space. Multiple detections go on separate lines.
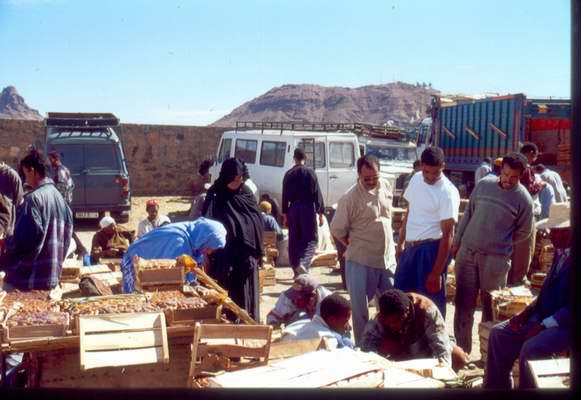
484, 202, 571, 389
266, 274, 332, 328
90, 215, 135, 263
137, 199, 171, 238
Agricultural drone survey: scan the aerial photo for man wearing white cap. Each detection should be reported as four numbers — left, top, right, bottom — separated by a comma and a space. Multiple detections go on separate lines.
90, 216, 135, 263
484, 202, 571, 389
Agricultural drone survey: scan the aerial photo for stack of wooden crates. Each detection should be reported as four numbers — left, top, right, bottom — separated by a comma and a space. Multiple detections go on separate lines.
259, 232, 278, 293
479, 286, 536, 387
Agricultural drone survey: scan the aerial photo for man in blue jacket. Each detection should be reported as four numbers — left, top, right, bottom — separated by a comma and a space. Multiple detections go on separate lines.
1, 150, 73, 291
484, 202, 571, 389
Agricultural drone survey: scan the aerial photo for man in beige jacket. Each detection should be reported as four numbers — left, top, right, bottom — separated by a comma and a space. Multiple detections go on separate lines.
330, 155, 396, 345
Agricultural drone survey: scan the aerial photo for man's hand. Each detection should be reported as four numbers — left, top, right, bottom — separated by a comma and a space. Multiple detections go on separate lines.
450, 244, 459, 259
425, 272, 442, 294
282, 214, 288, 228
523, 322, 544, 340
395, 242, 405, 263
318, 214, 324, 227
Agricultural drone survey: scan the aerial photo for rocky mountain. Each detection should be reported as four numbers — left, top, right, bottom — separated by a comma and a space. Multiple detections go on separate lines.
0, 86, 43, 120
212, 81, 439, 129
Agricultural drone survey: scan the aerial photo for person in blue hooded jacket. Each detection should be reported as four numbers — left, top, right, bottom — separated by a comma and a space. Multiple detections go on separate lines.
120, 217, 226, 293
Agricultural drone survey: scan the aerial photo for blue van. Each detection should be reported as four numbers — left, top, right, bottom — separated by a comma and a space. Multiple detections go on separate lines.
44, 113, 131, 222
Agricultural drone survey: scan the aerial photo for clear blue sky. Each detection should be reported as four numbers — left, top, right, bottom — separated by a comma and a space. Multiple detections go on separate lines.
0, 0, 571, 125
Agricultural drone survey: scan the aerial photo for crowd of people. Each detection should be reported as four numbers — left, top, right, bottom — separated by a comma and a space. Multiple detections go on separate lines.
0, 141, 572, 389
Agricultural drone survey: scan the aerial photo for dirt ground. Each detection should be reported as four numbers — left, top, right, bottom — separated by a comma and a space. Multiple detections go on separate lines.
73, 195, 483, 363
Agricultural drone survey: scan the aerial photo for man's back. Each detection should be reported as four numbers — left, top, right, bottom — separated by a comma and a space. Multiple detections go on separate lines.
542, 169, 568, 202
282, 165, 324, 213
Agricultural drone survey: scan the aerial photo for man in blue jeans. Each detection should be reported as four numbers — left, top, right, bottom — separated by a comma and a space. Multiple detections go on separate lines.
331, 155, 396, 345
484, 202, 571, 389
395, 147, 460, 319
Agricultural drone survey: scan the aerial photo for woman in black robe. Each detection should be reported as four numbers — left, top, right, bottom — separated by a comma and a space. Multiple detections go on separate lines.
202, 158, 264, 321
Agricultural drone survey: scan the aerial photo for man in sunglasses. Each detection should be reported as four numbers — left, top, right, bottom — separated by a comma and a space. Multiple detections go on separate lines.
331, 155, 396, 345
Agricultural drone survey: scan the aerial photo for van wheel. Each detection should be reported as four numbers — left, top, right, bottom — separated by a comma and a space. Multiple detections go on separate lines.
111, 211, 130, 224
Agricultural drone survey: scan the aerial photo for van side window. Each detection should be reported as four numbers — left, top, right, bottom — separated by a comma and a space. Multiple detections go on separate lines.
329, 142, 355, 168
85, 145, 120, 170
234, 139, 258, 164
218, 138, 232, 163
298, 142, 326, 169
260, 141, 286, 167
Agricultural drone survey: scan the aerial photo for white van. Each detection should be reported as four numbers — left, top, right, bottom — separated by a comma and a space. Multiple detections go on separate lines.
209, 126, 360, 211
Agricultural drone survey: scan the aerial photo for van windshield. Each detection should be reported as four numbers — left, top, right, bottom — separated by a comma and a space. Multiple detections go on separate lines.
366, 145, 416, 162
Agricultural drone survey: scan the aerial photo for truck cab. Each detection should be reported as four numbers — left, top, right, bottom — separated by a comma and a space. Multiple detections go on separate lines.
358, 135, 417, 190
44, 113, 131, 222
209, 122, 360, 211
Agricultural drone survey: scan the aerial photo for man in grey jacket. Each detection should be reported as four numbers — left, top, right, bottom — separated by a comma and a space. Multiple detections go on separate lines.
452, 152, 534, 356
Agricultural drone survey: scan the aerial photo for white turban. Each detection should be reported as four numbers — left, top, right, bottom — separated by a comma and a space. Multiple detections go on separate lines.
99, 216, 116, 229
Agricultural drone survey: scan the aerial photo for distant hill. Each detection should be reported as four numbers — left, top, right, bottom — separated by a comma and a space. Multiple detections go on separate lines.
211, 81, 439, 129
0, 86, 42, 120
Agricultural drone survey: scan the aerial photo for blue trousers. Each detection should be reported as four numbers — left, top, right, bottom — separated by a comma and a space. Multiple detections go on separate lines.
345, 260, 394, 345
287, 202, 318, 271
484, 318, 571, 389
394, 240, 448, 319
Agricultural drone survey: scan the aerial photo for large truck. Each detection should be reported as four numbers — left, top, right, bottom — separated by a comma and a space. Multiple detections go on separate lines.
418, 94, 571, 194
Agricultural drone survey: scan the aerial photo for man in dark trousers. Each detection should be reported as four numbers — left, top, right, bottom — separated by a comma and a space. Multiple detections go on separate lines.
282, 147, 324, 277
484, 202, 571, 389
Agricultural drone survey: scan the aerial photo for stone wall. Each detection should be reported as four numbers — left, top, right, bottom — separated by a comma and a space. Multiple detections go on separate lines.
0, 119, 229, 195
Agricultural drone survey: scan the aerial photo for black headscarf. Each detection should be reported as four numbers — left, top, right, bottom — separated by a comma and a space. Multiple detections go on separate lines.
202, 158, 264, 258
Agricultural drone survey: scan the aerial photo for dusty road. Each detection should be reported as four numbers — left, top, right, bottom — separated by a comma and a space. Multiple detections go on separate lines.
73, 195, 483, 362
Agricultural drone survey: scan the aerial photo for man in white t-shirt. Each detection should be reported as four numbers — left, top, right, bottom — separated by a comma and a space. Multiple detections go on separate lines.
394, 147, 460, 318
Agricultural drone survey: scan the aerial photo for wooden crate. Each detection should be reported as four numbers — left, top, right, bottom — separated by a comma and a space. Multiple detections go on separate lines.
79, 312, 169, 371
2, 312, 70, 342
80, 264, 112, 277
165, 304, 223, 326
61, 265, 81, 281
139, 266, 184, 288
262, 267, 276, 287
310, 251, 338, 268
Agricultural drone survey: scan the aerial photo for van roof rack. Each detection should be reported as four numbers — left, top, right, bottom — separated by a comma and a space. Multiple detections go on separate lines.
45, 112, 120, 128
234, 121, 405, 139
46, 128, 115, 140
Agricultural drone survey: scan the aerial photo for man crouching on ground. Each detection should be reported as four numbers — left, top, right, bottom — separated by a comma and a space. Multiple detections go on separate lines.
360, 289, 468, 371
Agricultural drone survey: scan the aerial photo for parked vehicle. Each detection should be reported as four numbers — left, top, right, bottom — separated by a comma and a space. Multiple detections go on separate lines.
358, 135, 417, 191
44, 112, 131, 222
418, 94, 571, 193
209, 122, 362, 212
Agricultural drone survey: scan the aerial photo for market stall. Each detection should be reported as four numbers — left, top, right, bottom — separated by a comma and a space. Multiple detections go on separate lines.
0, 256, 253, 388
